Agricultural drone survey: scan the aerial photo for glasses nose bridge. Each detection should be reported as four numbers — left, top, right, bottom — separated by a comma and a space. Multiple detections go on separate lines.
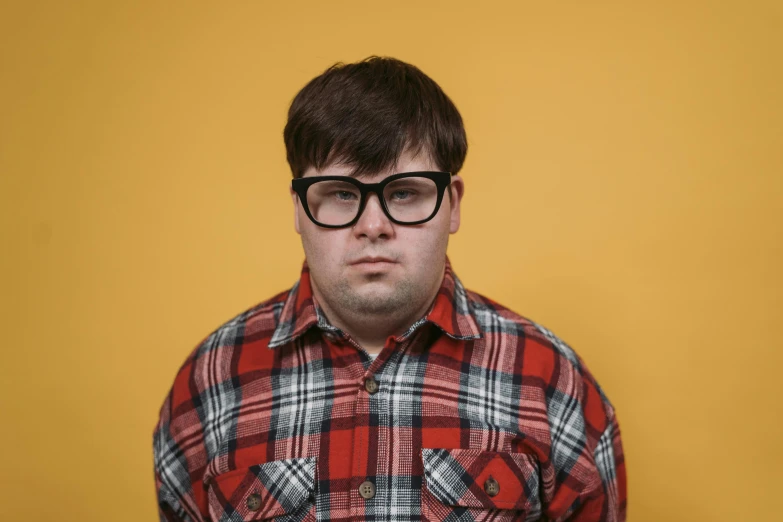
357, 182, 390, 222
356, 182, 393, 223
367, 184, 386, 202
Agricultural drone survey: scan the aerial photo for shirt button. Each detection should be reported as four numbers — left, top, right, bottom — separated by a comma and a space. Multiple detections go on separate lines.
364, 377, 379, 394
484, 476, 500, 497
358, 480, 376, 499
246, 492, 262, 510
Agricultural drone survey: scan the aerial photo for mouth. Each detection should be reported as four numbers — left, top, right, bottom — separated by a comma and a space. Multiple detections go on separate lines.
350, 257, 396, 265
349, 257, 397, 271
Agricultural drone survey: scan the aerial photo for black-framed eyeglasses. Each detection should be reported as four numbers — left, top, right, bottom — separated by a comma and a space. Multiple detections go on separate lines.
291, 171, 452, 228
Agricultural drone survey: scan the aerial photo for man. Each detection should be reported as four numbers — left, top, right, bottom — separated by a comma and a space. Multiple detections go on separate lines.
153, 56, 627, 522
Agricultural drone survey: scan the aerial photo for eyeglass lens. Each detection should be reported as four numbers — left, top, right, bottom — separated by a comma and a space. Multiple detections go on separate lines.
306, 176, 439, 226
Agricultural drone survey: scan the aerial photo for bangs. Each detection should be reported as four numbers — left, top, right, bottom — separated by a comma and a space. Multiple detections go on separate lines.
284, 56, 467, 179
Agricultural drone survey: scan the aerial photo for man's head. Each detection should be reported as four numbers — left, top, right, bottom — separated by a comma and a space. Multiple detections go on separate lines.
283, 56, 467, 330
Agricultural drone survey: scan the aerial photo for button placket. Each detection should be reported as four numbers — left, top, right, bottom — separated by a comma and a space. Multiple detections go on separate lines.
350, 368, 375, 517
349, 342, 396, 517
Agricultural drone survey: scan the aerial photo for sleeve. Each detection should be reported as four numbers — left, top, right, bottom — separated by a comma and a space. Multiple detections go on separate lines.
532, 324, 627, 521
592, 408, 627, 520
152, 393, 207, 522
155, 473, 194, 522
560, 406, 627, 521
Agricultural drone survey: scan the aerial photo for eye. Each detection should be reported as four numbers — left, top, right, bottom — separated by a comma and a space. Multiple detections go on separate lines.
334, 190, 358, 201
390, 189, 415, 200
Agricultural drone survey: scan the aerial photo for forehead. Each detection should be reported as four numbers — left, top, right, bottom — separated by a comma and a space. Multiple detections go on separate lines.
302, 149, 438, 180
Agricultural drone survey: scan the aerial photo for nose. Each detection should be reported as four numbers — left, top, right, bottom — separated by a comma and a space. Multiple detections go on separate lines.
353, 193, 394, 241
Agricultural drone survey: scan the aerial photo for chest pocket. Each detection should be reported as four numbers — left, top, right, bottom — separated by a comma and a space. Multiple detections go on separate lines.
421, 448, 543, 522
206, 456, 316, 521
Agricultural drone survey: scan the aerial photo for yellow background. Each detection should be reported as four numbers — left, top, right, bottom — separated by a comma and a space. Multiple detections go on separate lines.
1, 1, 781, 520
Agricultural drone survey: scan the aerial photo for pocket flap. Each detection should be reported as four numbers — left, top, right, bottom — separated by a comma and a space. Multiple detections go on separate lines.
422, 448, 539, 511
207, 456, 316, 521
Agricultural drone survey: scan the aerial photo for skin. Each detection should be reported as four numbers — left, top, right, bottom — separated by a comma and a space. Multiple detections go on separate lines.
290, 148, 465, 354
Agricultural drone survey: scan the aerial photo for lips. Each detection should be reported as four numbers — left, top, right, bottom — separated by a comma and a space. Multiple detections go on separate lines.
350, 257, 396, 265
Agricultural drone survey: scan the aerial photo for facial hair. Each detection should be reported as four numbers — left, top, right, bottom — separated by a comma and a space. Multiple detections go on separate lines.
315, 270, 428, 318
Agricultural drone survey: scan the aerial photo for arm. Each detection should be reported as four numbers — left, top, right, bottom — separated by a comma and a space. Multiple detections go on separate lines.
531, 323, 627, 521
592, 408, 627, 521
559, 407, 627, 521
152, 392, 207, 522
155, 472, 196, 522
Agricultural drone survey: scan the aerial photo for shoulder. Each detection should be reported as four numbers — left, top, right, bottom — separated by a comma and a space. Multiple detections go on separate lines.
154, 288, 291, 432
180, 288, 290, 371
464, 287, 616, 411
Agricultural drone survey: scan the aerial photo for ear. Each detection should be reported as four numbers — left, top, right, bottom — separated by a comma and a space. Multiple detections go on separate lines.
447, 175, 464, 234
290, 186, 302, 235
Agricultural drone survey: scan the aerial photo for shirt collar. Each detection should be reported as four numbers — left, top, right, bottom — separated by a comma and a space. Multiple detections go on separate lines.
267, 255, 482, 349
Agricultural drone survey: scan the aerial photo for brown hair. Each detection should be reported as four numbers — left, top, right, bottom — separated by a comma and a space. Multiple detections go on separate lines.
283, 56, 467, 179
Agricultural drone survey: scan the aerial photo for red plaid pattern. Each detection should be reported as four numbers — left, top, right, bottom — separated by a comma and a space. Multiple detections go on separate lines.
153, 256, 627, 521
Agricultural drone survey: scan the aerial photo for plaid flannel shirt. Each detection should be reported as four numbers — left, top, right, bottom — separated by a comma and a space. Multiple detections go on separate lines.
153, 256, 627, 521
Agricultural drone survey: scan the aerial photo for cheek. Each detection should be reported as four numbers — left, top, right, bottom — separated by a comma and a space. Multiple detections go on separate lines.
300, 227, 344, 264
402, 226, 449, 264
301, 231, 325, 258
